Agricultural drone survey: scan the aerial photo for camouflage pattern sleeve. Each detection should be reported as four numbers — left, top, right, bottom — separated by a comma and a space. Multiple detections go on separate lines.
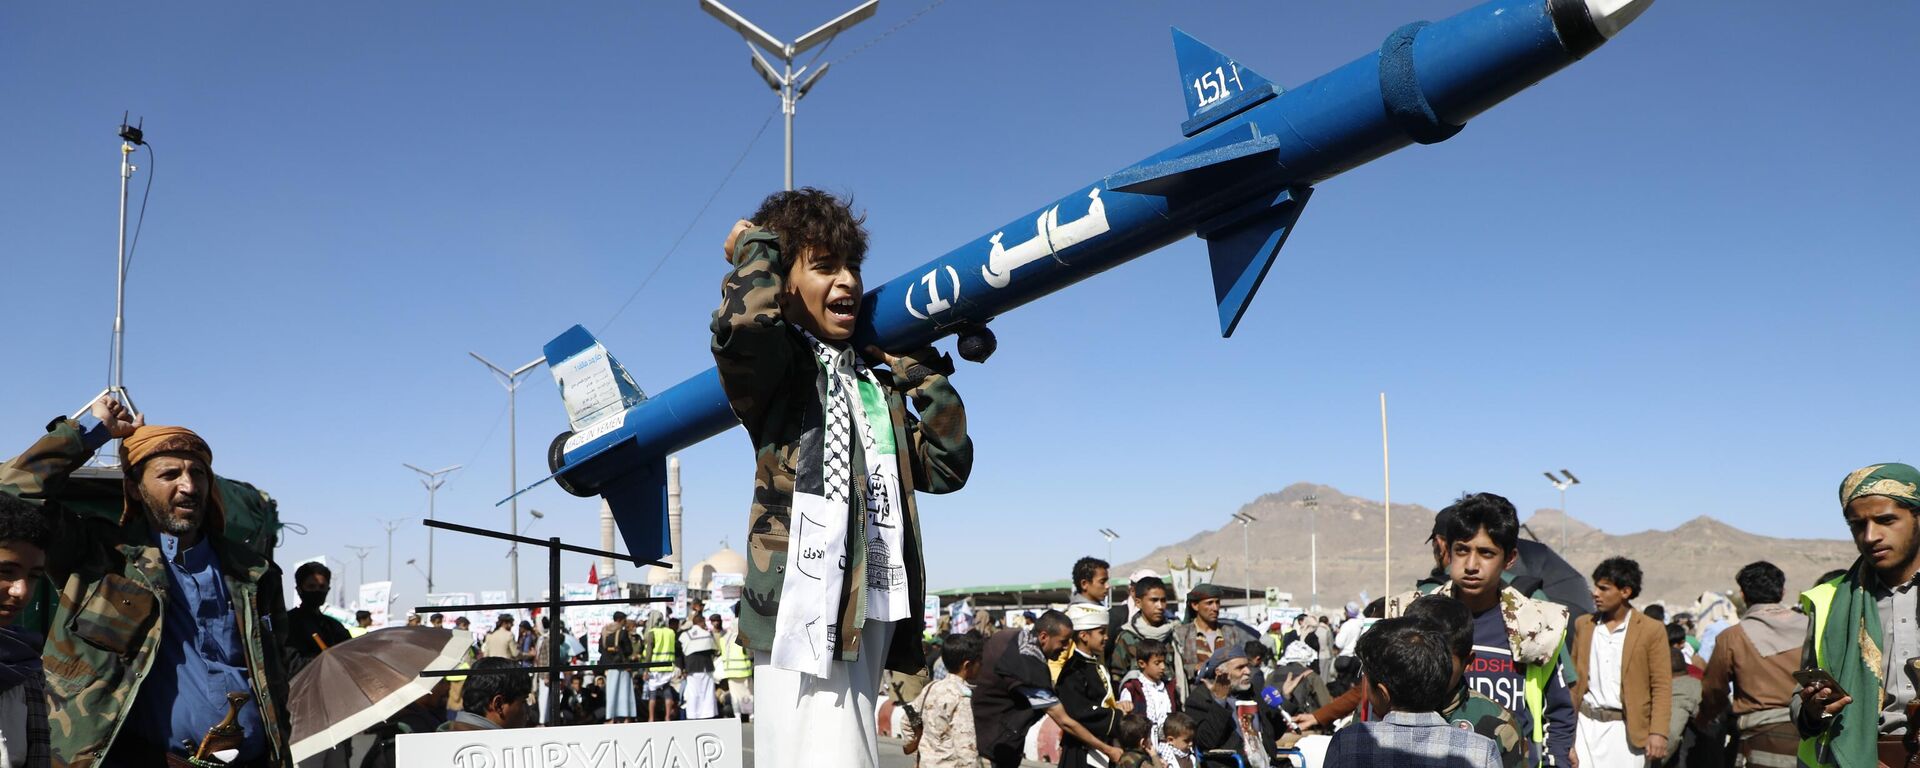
0, 417, 97, 502
890, 346, 972, 495
0, 418, 99, 570
710, 227, 797, 438
1459, 690, 1530, 768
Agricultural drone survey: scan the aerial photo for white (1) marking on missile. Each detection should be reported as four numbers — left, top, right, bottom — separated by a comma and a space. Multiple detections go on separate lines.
981, 188, 1110, 289
904, 264, 963, 320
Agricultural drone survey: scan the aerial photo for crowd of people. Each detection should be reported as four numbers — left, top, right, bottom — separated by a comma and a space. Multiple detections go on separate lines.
883, 474, 1920, 768
871, 476, 1920, 764
0, 184, 1911, 768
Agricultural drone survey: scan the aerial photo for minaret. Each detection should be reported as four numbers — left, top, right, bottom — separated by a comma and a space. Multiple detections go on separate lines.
667, 455, 685, 583
599, 500, 617, 583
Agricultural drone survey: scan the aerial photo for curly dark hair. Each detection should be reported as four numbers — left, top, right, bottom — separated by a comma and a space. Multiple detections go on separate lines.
0, 493, 50, 550
1441, 492, 1521, 556
1736, 561, 1786, 606
749, 187, 868, 271
1593, 556, 1644, 600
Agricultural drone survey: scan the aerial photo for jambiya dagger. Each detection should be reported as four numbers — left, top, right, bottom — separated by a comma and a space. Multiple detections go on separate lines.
526, 0, 1654, 561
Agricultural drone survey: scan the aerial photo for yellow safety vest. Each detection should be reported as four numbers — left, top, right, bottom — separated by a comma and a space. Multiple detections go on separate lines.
1798, 579, 1843, 767
718, 633, 752, 679
649, 626, 677, 665
1522, 643, 1560, 748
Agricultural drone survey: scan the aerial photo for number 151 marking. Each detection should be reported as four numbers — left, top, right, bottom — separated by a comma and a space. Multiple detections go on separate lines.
1192, 63, 1245, 109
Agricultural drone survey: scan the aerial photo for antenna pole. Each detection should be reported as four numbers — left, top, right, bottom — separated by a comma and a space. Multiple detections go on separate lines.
113, 139, 133, 393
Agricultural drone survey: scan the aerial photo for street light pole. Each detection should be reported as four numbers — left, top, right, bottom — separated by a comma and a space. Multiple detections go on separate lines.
1232, 512, 1256, 611
1543, 469, 1581, 552
378, 518, 408, 582
403, 463, 461, 594
1097, 528, 1119, 566
701, 0, 878, 190
472, 353, 545, 602
1301, 495, 1320, 610
345, 545, 375, 598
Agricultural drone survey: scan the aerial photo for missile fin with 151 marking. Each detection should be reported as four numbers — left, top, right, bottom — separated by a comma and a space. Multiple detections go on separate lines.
522, 0, 1654, 563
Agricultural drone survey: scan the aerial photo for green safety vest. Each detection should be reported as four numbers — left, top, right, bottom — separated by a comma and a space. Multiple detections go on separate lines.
649, 626, 677, 665
1798, 579, 1843, 767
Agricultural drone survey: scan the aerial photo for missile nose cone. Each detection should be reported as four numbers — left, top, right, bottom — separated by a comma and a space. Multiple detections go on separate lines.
1586, 0, 1654, 38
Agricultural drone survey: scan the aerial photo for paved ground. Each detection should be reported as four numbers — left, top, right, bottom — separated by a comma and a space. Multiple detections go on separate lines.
740, 723, 1049, 767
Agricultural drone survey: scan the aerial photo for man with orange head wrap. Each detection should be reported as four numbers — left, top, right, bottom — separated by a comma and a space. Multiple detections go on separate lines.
0, 394, 290, 766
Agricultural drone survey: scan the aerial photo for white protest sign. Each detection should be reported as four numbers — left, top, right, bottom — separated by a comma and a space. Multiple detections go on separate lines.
397, 718, 741, 768
358, 581, 392, 627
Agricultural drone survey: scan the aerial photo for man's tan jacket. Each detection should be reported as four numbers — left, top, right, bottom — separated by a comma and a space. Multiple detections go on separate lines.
1569, 609, 1673, 749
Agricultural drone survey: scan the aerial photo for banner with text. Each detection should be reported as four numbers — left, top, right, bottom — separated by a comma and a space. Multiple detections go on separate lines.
397, 716, 741, 767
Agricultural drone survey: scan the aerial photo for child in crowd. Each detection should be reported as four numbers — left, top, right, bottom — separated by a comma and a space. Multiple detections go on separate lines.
1400, 594, 1530, 768
1113, 713, 1157, 768
1118, 639, 1181, 753
1323, 617, 1501, 768
1157, 713, 1198, 768
903, 634, 985, 767
713, 189, 974, 765
0, 493, 49, 766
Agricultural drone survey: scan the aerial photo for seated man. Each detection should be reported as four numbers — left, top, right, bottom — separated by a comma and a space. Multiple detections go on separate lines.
1184, 645, 1279, 767
442, 658, 531, 731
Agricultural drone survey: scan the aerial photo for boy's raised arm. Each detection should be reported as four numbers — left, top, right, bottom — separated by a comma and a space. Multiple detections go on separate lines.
711, 223, 796, 436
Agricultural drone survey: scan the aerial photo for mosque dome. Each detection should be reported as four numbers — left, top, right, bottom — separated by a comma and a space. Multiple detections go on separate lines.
689, 544, 748, 590
643, 565, 679, 586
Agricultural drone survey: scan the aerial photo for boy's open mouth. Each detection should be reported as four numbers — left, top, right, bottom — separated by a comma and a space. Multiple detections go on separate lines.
827, 296, 858, 322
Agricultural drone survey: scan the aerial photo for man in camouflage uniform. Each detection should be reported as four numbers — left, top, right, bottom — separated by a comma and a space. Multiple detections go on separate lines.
0, 395, 289, 766
1402, 594, 1530, 768
712, 189, 972, 767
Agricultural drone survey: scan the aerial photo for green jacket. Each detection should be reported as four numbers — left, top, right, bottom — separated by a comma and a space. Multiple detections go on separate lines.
710, 228, 973, 674
0, 419, 290, 767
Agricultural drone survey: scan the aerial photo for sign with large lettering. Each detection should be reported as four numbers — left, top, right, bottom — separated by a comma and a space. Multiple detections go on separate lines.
396, 718, 741, 768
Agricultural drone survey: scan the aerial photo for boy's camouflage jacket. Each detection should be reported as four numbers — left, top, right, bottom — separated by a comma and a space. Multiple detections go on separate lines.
1446, 686, 1530, 768
0, 419, 289, 767
1388, 583, 1570, 667
711, 227, 973, 674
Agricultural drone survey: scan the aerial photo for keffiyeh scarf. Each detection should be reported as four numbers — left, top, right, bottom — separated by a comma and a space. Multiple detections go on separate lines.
770, 331, 909, 677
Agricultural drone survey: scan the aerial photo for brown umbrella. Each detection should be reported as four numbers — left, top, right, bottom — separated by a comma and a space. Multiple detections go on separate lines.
289, 626, 472, 763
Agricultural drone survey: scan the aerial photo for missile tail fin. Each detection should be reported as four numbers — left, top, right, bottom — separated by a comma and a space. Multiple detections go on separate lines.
1198, 186, 1313, 337
1172, 27, 1283, 137
602, 454, 672, 564
544, 325, 648, 434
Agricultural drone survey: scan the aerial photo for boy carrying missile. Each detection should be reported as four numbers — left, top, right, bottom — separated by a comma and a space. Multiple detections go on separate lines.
712, 188, 974, 767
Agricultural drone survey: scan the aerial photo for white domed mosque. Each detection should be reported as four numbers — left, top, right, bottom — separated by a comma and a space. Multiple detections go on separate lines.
687, 542, 748, 591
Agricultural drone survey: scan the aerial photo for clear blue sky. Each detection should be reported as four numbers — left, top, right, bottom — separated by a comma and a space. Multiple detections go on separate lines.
4, 1, 1915, 606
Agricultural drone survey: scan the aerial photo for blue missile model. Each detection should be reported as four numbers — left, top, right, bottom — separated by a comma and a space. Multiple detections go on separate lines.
532, 0, 1654, 561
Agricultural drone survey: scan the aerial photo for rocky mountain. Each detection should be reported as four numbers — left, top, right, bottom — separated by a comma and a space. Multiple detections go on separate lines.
1114, 483, 1856, 609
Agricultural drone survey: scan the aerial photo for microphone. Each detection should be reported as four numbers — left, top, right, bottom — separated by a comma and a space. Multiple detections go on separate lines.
1260, 686, 1285, 709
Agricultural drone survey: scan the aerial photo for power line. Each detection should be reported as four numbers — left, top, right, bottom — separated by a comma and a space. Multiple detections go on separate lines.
123, 143, 155, 273
599, 108, 779, 333
827, 0, 948, 68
